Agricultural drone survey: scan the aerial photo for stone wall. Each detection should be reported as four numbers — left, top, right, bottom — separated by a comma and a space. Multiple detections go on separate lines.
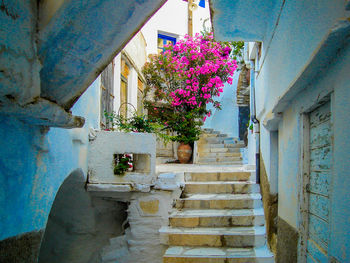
276, 217, 299, 263
0, 230, 43, 263
260, 156, 278, 254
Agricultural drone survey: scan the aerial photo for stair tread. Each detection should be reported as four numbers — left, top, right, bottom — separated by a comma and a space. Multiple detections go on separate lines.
182, 193, 262, 201
171, 208, 264, 217
185, 181, 256, 185
160, 226, 266, 235
164, 246, 274, 258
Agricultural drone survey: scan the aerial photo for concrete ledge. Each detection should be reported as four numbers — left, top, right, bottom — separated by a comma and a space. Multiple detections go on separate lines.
88, 131, 156, 185
86, 183, 132, 192
0, 98, 85, 128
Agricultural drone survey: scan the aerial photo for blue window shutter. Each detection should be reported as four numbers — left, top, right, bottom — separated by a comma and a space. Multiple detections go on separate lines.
199, 0, 205, 8
158, 34, 176, 45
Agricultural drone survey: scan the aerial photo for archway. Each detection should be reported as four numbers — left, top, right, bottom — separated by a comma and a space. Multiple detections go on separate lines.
38, 169, 128, 263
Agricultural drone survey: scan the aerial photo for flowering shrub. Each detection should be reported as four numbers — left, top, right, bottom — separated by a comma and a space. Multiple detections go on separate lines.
142, 33, 238, 143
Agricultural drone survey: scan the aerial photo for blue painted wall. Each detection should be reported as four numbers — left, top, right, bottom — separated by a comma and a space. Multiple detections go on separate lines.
0, 78, 100, 241
212, 0, 350, 261
204, 71, 240, 138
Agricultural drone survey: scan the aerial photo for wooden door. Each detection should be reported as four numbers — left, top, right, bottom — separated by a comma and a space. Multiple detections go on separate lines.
306, 101, 332, 262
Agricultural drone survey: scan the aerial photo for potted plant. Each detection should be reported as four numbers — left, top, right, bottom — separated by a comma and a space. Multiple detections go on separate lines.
142, 33, 238, 163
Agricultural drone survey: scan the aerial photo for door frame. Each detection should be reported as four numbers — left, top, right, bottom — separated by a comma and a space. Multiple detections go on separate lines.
298, 94, 334, 262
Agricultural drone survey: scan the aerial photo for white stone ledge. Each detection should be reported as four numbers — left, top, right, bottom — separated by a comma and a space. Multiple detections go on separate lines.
0, 97, 84, 128
86, 183, 132, 192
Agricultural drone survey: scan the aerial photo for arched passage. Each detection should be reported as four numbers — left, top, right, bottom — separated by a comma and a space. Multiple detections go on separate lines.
38, 169, 128, 263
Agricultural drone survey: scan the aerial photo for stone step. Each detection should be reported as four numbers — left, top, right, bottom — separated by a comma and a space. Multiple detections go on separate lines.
198, 143, 225, 148
160, 226, 267, 247
169, 208, 265, 228
196, 157, 242, 163
205, 137, 225, 144
217, 134, 229, 138
185, 172, 252, 182
201, 133, 229, 138
198, 148, 240, 154
224, 143, 245, 148
176, 193, 262, 209
201, 134, 221, 138
202, 129, 220, 135
184, 181, 259, 194
163, 246, 274, 263
199, 152, 241, 158
197, 161, 243, 165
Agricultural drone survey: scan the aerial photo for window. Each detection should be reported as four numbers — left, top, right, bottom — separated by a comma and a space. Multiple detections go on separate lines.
120, 59, 129, 118
100, 62, 114, 128
137, 78, 144, 115
157, 33, 176, 54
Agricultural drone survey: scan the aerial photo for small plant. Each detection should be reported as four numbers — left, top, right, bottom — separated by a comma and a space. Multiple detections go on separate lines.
104, 111, 159, 133
114, 154, 133, 176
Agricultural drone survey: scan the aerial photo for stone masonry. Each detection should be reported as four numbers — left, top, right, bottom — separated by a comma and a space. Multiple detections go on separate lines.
160, 165, 274, 262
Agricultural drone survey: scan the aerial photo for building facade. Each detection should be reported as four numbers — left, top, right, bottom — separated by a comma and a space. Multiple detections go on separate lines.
211, 1, 350, 262
0, 1, 210, 262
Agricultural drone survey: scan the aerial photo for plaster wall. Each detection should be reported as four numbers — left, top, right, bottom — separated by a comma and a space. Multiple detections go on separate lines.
141, 0, 187, 55
255, 0, 347, 119
203, 71, 239, 138
0, 77, 100, 242
39, 0, 66, 29
88, 173, 183, 263
141, 0, 210, 56
275, 41, 350, 262
123, 32, 147, 73
38, 169, 127, 263
251, 0, 348, 227
0, 1, 41, 105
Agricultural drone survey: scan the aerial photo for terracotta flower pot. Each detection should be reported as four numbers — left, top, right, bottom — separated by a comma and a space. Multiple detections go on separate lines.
177, 143, 192, 164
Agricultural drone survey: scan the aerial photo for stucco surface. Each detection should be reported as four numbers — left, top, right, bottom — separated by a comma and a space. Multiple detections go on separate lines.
204, 72, 239, 138
88, 132, 156, 185
38, 0, 166, 109
0, 78, 100, 241
0, 1, 41, 105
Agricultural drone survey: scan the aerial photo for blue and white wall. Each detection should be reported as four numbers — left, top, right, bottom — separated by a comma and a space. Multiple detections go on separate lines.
0, 78, 100, 242
211, 0, 350, 262
203, 72, 240, 138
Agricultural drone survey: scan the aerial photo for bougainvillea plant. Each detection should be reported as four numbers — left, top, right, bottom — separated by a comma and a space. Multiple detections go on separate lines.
142, 32, 238, 143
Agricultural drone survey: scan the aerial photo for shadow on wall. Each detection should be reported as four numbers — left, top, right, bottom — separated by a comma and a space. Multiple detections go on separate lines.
38, 169, 128, 263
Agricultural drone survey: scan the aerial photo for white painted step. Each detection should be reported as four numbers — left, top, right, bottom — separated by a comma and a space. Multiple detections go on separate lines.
163, 246, 274, 263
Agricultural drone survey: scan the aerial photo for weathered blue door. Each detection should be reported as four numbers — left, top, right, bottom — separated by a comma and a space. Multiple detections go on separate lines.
306, 101, 332, 262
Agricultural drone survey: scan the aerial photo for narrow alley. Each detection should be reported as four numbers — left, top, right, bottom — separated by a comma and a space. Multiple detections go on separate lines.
0, 1, 349, 263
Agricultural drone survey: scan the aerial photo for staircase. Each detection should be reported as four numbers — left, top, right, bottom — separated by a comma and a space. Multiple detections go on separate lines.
161, 170, 274, 263
195, 129, 245, 164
